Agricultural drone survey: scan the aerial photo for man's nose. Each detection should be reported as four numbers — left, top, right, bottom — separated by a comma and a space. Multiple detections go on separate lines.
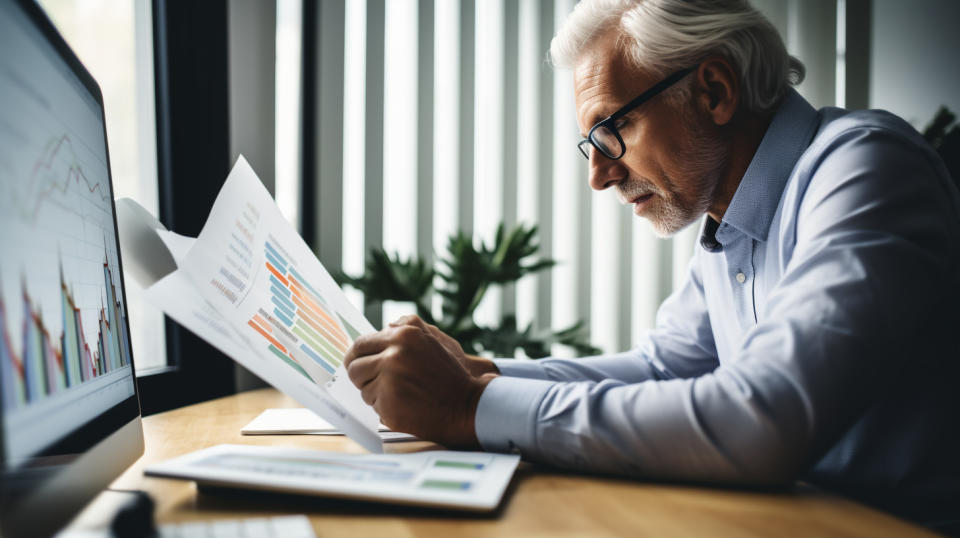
587, 149, 627, 191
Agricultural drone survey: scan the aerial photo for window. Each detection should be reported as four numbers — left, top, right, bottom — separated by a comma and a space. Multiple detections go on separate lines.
38, 0, 165, 372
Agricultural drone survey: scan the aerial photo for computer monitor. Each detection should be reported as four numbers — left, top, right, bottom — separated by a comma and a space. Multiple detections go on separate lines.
0, 0, 144, 536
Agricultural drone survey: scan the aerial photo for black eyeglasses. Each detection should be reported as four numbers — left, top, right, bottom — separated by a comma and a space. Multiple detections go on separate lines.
577, 66, 696, 160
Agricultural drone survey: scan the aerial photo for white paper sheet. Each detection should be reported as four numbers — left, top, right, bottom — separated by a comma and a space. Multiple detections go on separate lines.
241, 408, 388, 434
120, 156, 383, 453
240, 408, 418, 442
156, 230, 195, 265
145, 444, 520, 511
115, 197, 178, 288
143, 271, 249, 365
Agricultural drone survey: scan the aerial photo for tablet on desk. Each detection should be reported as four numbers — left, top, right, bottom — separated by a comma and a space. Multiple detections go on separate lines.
144, 444, 520, 512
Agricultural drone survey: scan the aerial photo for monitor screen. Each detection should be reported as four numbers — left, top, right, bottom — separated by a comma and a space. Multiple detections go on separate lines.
0, 0, 139, 477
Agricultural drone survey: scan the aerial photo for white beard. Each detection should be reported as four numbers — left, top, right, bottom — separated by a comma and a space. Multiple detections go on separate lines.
640, 105, 728, 238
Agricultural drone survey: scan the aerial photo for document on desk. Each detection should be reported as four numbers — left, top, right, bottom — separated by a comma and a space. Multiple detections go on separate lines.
145, 444, 521, 512
117, 156, 382, 453
240, 408, 419, 442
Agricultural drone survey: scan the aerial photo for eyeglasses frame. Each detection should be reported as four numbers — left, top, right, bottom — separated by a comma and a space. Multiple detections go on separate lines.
577, 66, 697, 160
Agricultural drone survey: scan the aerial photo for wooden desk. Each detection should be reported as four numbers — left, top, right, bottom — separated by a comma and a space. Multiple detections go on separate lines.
69, 388, 933, 537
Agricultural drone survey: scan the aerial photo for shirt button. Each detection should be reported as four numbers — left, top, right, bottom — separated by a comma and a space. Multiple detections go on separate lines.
736, 272, 746, 283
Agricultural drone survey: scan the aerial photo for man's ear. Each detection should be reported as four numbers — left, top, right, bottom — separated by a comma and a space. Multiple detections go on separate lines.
694, 57, 739, 126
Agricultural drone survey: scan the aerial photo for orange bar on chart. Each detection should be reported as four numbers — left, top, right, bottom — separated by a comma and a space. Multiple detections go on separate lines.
292, 301, 348, 353
252, 314, 272, 333
265, 262, 289, 287
287, 279, 348, 345
248, 320, 287, 354
288, 293, 347, 350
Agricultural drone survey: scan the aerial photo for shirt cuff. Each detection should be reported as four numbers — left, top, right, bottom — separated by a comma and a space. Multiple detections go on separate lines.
474, 375, 554, 453
492, 358, 552, 380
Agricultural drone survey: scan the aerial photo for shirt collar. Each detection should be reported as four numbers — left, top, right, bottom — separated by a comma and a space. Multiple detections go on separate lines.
700, 89, 820, 249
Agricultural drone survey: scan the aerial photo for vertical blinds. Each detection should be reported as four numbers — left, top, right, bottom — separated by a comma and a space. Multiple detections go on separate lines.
303, 0, 701, 358
299, 0, 836, 358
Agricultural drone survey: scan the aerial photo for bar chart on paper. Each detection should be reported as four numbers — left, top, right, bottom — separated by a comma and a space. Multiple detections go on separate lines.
246, 239, 362, 385
169, 156, 382, 452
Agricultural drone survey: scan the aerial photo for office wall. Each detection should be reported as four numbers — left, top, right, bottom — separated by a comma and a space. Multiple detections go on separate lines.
869, 0, 960, 129
753, 0, 838, 110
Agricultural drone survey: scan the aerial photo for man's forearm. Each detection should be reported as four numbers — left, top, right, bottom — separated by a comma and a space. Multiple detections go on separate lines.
490, 350, 683, 384
473, 369, 804, 486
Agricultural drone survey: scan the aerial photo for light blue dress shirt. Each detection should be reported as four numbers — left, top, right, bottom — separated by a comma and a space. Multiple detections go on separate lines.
475, 90, 960, 523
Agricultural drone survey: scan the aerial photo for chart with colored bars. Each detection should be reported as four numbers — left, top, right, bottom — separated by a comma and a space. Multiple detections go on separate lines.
146, 445, 519, 511
0, 5, 139, 462
246, 240, 362, 384
195, 452, 491, 492
0, 253, 132, 411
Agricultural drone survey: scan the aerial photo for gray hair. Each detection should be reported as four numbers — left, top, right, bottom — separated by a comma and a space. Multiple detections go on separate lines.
550, 0, 805, 112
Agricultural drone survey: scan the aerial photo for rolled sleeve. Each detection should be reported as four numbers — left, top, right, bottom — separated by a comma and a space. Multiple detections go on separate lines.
474, 376, 554, 453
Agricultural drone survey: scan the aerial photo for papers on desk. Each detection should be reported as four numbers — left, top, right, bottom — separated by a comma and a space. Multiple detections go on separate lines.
117, 156, 382, 453
145, 444, 520, 512
242, 408, 418, 442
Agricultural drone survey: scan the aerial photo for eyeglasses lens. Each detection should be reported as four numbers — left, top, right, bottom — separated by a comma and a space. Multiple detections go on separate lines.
591, 125, 622, 159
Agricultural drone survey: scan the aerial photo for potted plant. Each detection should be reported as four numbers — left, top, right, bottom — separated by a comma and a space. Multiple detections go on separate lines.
338, 223, 599, 358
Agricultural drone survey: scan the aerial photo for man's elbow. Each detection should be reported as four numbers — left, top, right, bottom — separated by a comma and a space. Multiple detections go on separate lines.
739, 455, 803, 487
731, 429, 810, 487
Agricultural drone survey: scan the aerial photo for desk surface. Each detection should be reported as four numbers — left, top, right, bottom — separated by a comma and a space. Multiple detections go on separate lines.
69, 388, 932, 537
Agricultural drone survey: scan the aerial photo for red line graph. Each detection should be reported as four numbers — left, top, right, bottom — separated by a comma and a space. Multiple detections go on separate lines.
15, 134, 111, 222
0, 296, 24, 380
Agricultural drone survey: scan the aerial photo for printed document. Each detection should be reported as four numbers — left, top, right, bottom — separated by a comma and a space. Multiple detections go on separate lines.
118, 156, 382, 453
145, 444, 520, 512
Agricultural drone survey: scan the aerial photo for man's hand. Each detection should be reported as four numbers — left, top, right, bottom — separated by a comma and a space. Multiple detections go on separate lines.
389, 315, 499, 377
342, 321, 496, 448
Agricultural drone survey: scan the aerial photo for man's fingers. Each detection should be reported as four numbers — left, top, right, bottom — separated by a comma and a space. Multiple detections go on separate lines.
388, 315, 455, 348
389, 314, 428, 330
359, 377, 379, 408
345, 355, 379, 390
386, 316, 458, 355
388, 314, 414, 327
343, 331, 393, 367
423, 322, 447, 341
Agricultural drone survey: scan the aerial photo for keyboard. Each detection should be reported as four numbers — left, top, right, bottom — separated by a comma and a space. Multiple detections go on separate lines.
158, 515, 316, 538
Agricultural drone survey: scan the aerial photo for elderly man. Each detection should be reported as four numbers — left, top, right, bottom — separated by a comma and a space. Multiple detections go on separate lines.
344, 0, 960, 528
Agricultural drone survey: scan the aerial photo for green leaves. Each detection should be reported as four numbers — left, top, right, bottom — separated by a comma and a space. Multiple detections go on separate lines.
922, 106, 960, 187
922, 106, 957, 150
338, 222, 598, 359
471, 316, 600, 358
436, 223, 556, 331
337, 249, 435, 304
